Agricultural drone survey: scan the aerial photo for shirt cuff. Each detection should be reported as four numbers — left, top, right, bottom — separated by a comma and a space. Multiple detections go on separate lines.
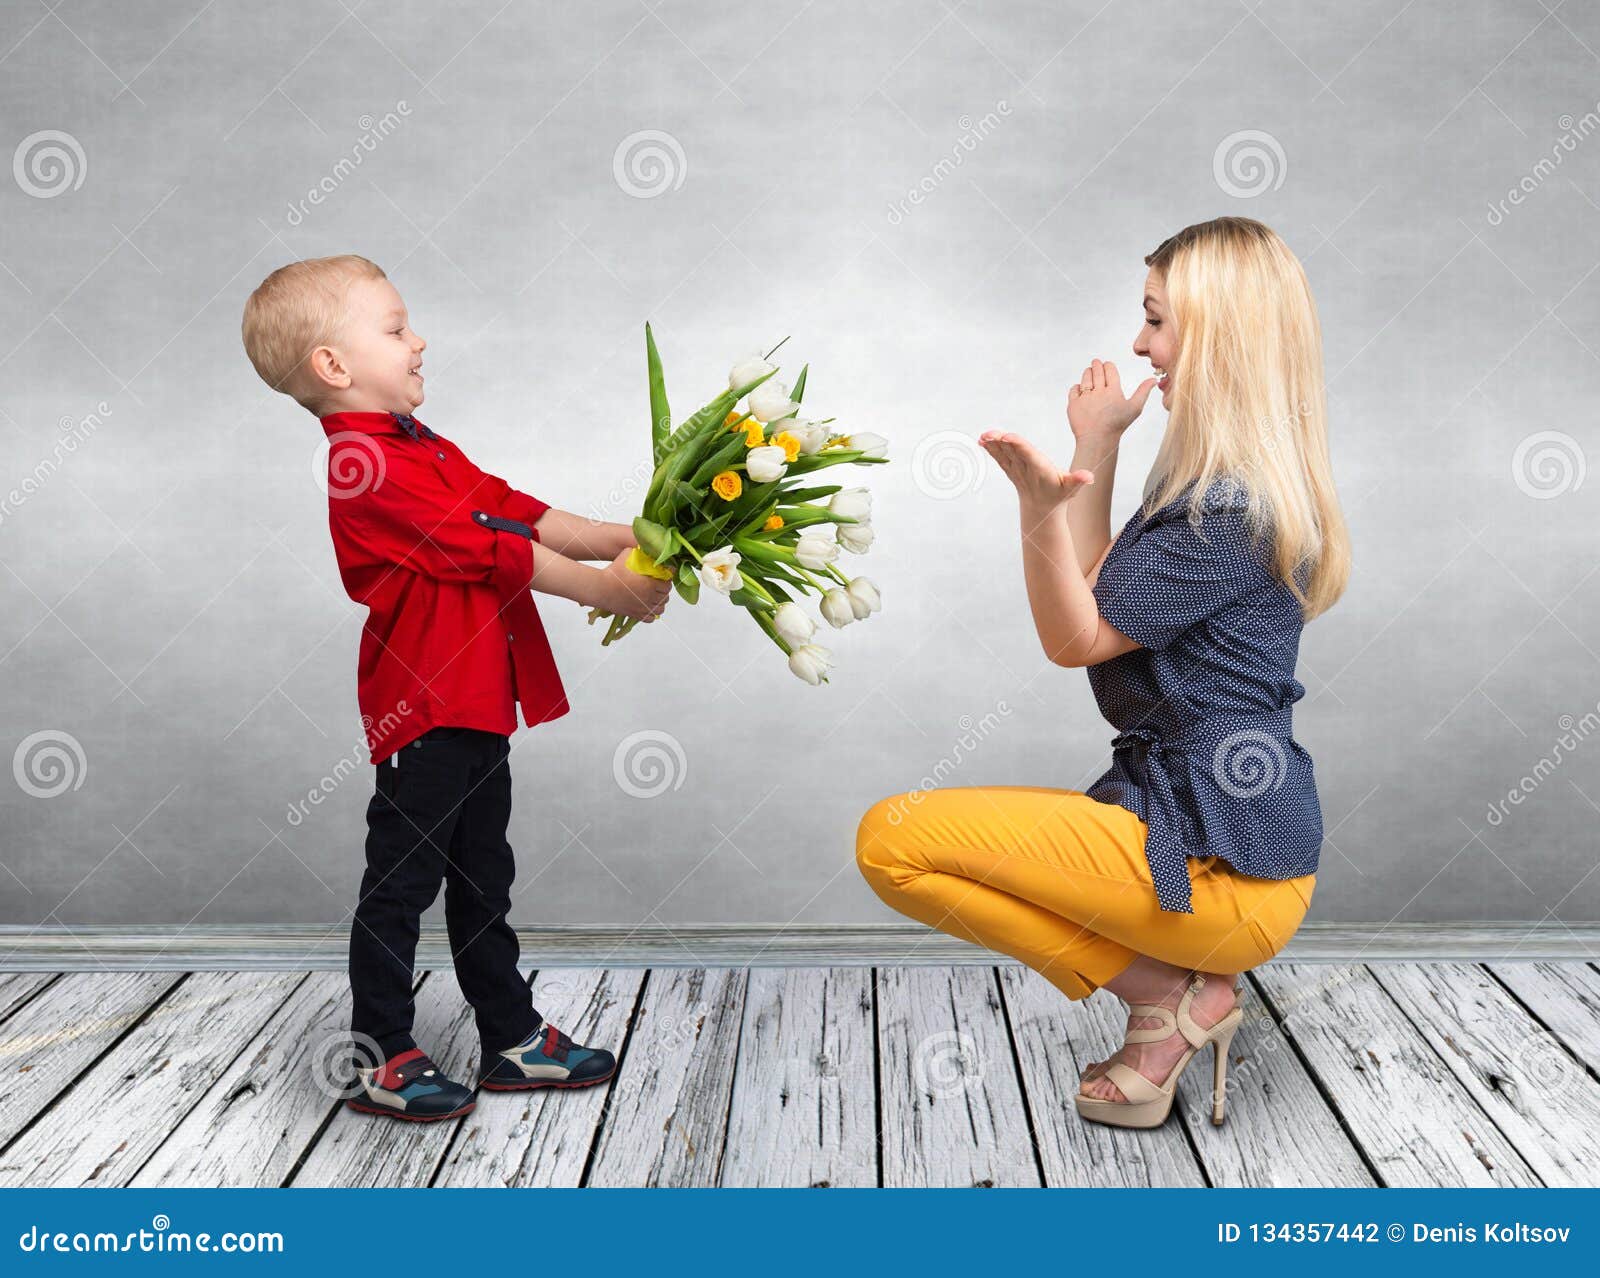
500, 487, 550, 539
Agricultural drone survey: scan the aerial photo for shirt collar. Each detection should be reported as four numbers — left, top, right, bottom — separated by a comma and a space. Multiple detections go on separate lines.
319, 410, 436, 441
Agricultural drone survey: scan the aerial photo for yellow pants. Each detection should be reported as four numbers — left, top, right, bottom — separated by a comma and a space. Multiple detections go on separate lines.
855, 785, 1315, 1000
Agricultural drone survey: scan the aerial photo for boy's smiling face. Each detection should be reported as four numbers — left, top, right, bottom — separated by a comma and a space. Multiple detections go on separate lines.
311, 276, 427, 415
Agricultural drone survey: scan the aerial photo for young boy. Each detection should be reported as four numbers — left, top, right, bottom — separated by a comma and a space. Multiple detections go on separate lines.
242, 254, 670, 1121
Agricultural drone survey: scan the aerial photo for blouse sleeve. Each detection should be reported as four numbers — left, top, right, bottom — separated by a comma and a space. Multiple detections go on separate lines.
1092, 483, 1270, 652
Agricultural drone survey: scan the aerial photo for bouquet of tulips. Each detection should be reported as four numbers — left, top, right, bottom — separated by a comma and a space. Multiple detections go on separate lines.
587, 325, 889, 684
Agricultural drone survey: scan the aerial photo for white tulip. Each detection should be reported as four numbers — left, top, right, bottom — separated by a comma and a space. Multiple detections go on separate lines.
794, 532, 839, 570
749, 381, 799, 423
773, 601, 815, 646
788, 418, 830, 455
837, 522, 875, 554
729, 354, 775, 391
820, 589, 855, 629
829, 487, 872, 523
697, 546, 743, 595
846, 577, 881, 619
788, 643, 833, 685
745, 445, 789, 484
844, 431, 888, 459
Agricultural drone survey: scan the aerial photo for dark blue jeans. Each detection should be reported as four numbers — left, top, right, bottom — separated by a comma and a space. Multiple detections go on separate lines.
348, 726, 541, 1062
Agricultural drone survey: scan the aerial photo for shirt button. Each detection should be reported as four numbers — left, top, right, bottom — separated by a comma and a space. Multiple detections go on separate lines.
436, 451, 445, 460
507, 634, 515, 642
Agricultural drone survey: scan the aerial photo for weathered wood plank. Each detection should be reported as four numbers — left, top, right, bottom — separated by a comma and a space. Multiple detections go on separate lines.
1370, 962, 1600, 1186
1487, 961, 1600, 1073
998, 966, 1206, 1187
0, 971, 303, 1187
434, 968, 643, 1188
289, 969, 490, 1187
0, 971, 182, 1151
1182, 974, 1376, 1186
876, 965, 1039, 1187
0, 973, 57, 1024
1253, 964, 1540, 1186
130, 973, 350, 1188
584, 968, 748, 1188
720, 967, 876, 1187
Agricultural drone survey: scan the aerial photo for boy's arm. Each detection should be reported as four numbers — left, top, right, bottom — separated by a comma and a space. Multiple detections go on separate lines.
530, 508, 634, 561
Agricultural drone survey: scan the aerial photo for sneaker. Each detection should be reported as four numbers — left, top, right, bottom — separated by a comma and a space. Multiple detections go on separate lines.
478, 1021, 617, 1091
345, 1047, 476, 1122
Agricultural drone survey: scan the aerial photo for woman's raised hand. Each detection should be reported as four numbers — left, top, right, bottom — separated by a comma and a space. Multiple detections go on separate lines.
1067, 359, 1158, 440
978, 430, 1095, 513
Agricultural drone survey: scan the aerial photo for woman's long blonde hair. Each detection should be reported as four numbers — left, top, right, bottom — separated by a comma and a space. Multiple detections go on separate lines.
1140, 216, 1349, 622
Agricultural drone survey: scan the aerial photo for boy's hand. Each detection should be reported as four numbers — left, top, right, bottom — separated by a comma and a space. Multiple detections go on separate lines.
598, 549, 671, 622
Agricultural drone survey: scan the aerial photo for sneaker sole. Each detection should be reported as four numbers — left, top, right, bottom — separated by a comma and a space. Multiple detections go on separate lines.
478, 1065, 617, 1092
345, 1097, 476, 1122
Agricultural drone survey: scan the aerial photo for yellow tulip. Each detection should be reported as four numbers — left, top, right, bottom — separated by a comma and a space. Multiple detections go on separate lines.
712, 470, 743, 501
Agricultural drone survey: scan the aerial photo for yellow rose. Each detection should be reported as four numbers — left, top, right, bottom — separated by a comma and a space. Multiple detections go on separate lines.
711, 470, 743, 501
742, 420, 765, 447
771, 430, 801, 462
763, 514, 784, 531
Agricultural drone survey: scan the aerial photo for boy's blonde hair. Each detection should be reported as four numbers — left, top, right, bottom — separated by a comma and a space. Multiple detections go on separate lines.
1140, 216, 1350, 624
241, 254, 387, 413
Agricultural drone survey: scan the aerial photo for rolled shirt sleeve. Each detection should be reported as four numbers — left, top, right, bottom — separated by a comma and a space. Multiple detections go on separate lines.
336, 451, 535, 601
1093, 479, 1271, 653
466, 463, 550, 538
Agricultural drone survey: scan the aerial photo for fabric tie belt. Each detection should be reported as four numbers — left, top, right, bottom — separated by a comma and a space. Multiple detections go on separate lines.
1108, 705, 1297, 914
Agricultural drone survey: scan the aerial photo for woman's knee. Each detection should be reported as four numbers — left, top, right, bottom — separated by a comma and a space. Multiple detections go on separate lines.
855, 793, 917, 883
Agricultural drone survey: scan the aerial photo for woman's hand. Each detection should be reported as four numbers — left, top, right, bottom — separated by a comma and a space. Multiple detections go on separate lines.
1067, 359, 1158, 440
978, 430, 1095, 515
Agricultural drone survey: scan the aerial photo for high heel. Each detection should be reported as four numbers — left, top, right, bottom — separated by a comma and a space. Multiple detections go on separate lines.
1075, 971, 1246, 1130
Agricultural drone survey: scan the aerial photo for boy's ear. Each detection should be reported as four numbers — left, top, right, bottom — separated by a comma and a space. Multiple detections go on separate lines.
306, 344, 351, 394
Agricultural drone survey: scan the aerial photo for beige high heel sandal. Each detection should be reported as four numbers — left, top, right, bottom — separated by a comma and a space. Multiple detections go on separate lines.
1075, 971, 1245, 1130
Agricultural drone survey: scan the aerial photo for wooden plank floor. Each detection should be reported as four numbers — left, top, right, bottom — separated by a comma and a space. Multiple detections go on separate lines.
0, 961, 1597, 1188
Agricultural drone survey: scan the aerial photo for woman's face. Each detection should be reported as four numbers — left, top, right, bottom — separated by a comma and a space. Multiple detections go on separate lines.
1132, 268, 1177, 409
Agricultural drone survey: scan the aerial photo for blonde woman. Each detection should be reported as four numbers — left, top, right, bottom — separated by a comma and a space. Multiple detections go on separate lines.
856, 217, 1349, 1130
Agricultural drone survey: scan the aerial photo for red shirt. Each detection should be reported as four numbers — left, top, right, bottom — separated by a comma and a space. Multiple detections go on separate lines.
320, 410, 569, 764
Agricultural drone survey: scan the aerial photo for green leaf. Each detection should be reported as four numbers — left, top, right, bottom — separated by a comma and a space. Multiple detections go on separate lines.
790, 363, 808, 405
673, 561, 700, 604
632, 517, 672, 563
646, 323, 672, 466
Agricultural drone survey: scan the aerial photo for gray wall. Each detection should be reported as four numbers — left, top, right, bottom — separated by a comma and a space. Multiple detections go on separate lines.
1, 0, 1596, 934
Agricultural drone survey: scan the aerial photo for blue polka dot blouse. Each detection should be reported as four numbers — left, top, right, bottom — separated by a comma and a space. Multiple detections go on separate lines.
1085, 474, 1323, 913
